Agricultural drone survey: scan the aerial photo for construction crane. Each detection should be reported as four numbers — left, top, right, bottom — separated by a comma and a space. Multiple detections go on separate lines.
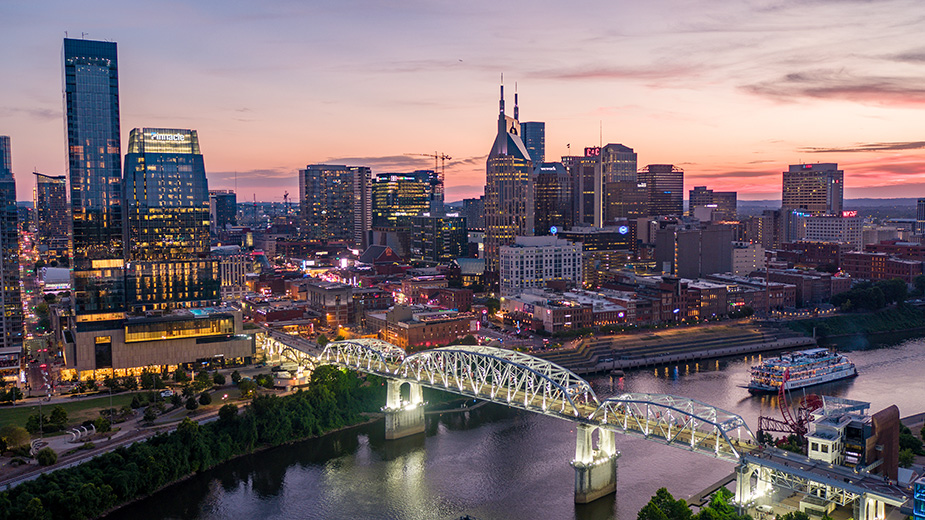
283, 190, 290, 217
404, 152, 451, 205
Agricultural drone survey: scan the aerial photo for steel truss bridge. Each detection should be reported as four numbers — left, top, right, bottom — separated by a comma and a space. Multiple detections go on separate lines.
261, 331, 910, 511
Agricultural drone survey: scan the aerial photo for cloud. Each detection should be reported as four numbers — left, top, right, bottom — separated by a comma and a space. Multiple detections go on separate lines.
0, 106, 59, 121
742, 69, 925, 106
800, 141, 925, 153
528, 64, 696, 83
693, 170, 778, 179
324, 155, 433, 172
889, 50, 925, 63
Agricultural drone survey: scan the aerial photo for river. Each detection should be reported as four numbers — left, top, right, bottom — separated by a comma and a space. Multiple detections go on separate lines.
104, 337, 925, 520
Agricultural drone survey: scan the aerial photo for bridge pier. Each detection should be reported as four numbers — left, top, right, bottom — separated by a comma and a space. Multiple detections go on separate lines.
571, 423, 619, 504
859, 494, 886, 520
383, 379, 425, 440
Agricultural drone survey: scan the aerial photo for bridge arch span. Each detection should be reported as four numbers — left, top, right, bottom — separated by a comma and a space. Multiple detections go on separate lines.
399, 345, 598, 418
322, 339, 406, 374
590, 393, 756, 461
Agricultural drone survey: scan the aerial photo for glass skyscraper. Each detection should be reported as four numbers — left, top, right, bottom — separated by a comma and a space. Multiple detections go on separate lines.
0, 136, 22, 351
63, 38, 125, 324
33, 172, 69, 256
123, 128, 217, 313
639, 164, 684, 217
371, 170, 438, 229
522, 121, 545, 164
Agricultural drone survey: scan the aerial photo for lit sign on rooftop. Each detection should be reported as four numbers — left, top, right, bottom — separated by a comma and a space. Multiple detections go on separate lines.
842, 210, 858, 218
149, 131, 187, 142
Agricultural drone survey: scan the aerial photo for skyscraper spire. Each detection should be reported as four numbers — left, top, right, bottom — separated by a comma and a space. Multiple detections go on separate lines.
514, 82, 519, 120
499, 73, 505, 114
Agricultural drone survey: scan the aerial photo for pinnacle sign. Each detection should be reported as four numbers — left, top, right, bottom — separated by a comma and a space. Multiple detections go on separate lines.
148, 131, 186, 142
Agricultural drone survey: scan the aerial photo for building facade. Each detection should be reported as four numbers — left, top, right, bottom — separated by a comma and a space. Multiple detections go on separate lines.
782, 163, 844, 216
123, 128, 218, 313
521, 121, 545, 164
484, 85, 534, 273
410, 214, 467, 263
533, 162, 573, 236
639, 164, 684, 217
0, 136, 22, 352
803, 213, 863, 251
64, 38, 125, 325
299, 164, 372, 249
33, 172, 69, 256
371, 171, 438, 228
499, 236, 582, 297
209, 189, 237, 235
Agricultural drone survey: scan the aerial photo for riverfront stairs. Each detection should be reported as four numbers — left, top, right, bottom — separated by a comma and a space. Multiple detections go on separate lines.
538, 324, 813, 374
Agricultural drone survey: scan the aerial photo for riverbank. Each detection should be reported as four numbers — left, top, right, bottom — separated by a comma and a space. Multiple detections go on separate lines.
0, 367, 386, 520
785, 305, 925, 345
537, 322, 813, 374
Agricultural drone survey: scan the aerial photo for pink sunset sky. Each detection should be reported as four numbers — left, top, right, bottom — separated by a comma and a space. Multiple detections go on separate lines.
2, 0, 924, 202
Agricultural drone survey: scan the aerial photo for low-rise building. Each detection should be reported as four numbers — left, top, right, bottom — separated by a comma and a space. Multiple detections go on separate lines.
732, 241, 764, 276
304, 279, 354, 327
371, 305, 473, 349
841, 252, 923, 283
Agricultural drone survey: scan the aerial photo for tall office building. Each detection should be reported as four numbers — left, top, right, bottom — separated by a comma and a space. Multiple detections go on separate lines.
64, 38, 125, 323
299, 164, 372, 249
522, 121, 545, 164
33, 173, 69, 255
123, 128, 218, 313
689, 186, 737, 221
638, 164, 684, 217
484, 84, 533, 273
209, 189, 237, 235
371, 170, 438, 228
410, 214, 468, 263
600, 144, 637, 183
0, 137, 22, 351
533, 162, 573, 236
462, 196, 485, 230
604, 180, 648, 222
565, 150, 599, 227
782, 163, 844, 216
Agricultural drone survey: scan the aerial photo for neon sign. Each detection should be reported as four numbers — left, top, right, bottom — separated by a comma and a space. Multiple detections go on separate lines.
584, 147, 601, 157
842, 211, 857, 218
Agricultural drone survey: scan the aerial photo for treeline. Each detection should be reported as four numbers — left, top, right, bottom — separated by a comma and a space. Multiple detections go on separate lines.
786, 304, 925, 338
0, 366, 385, 520
638, 487, 750, 520
830, 278, 907, 311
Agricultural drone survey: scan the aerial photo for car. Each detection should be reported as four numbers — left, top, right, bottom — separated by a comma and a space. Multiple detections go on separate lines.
160, 389, 174, 398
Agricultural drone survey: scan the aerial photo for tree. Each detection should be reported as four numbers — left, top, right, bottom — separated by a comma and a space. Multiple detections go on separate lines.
231, 370, 242, 384
0, 425, 30, 448
185, 397, 199, 410
316, 334, 329, 347
170, 393, 183, 407
213, 372, 226, 385
93, 417, 111, 433
195, 371, 212, 388
143, 406, 157, 424
36, 447, 57, 466
486, 298, 500, 315
899, 448, 915, 468
174, 370, 190, 383
913, 274, 925, 297
637, 488, 691, 520
140, 371, 156, 390
25, 412, 46, 434
49, 406, 68, 429
237, 379, 258, 398
218, 403, 238, 422
198, 392, 212, 406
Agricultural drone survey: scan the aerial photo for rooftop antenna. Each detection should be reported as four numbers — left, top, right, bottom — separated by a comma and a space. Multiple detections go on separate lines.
514, 82, 519, 120
600, 120, 603, 148
500, 73, 504, 114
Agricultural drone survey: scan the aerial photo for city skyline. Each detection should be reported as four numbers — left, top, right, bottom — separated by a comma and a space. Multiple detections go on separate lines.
2, 1, 925, 202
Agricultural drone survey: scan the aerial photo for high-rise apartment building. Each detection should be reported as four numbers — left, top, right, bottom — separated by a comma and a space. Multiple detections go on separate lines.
209, 189, 237, 235
484, 85, 533, 273
0, 136, 22, 351
522, 121, 545, 164
533, 162, 573, 236
123, 128, 218, 313
604, 181, 648, 222
33, 172, 69, 255
639, 164, 684, 217
782, 163, 844, 216
64, 38, 125, 324
371, 171, 438, 228
299, 164, 372, 249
